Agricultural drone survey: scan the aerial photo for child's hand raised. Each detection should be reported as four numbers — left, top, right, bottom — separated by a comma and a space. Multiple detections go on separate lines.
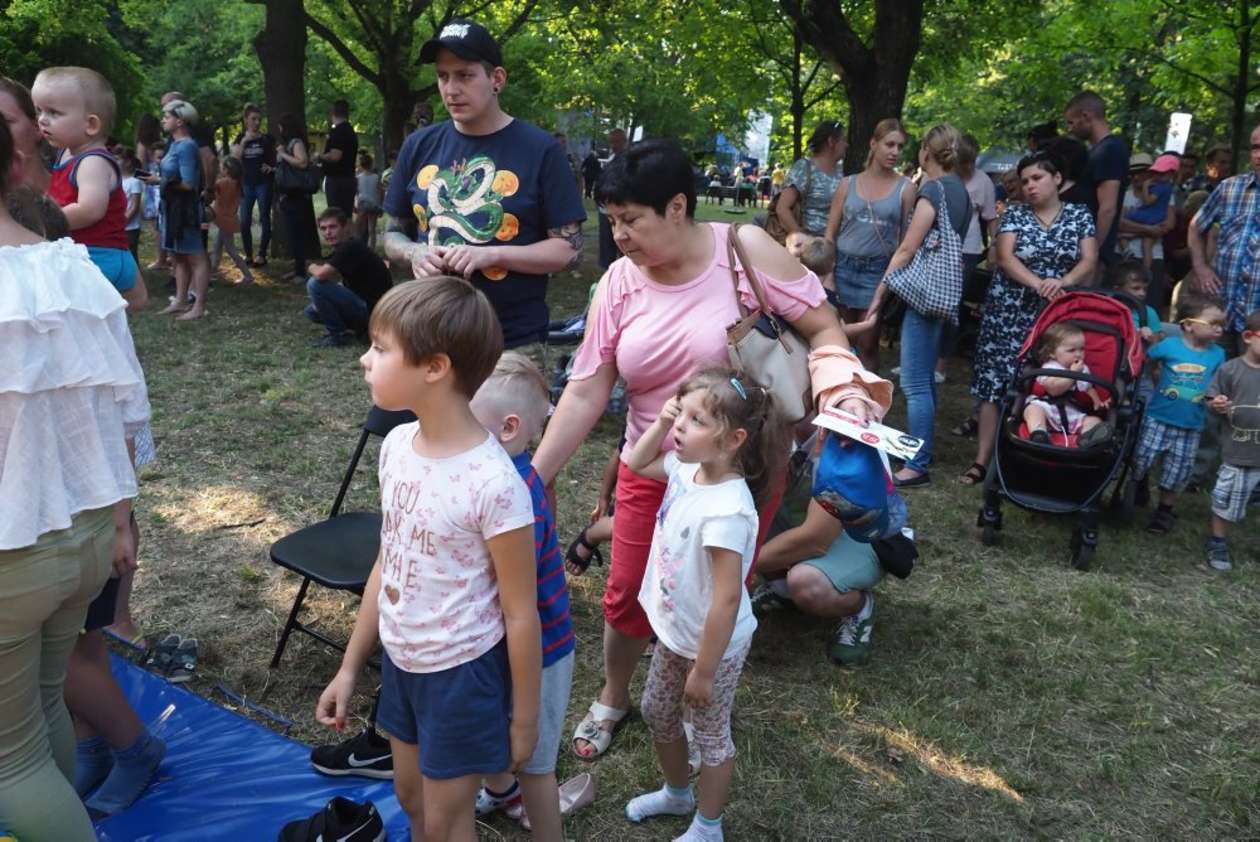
1070, 359, 1086, 372
684, 666, 715, 708
659, 396, 682, 426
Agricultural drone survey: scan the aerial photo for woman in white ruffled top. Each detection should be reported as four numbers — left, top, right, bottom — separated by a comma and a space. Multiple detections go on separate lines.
0, 119, 150, 839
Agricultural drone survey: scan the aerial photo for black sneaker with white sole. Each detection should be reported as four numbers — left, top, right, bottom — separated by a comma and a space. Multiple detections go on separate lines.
278, 797, 384, 842
310, 727, 393, 780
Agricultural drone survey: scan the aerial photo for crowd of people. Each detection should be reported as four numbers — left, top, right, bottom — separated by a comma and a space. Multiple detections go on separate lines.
1, 13, 1259, 842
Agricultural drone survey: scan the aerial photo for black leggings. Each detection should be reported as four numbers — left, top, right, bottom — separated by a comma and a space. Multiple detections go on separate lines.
280, 193, 315, 275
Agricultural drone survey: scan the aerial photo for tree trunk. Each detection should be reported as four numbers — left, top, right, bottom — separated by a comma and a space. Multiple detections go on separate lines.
254, 0, 308, 138
842, 71, 909, 175
1231, 0, 1252, 172
252, 0, 319, 262
782, 0, 924, 175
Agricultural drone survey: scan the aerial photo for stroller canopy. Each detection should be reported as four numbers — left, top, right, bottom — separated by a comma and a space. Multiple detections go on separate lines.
1018, 291, 1145, 385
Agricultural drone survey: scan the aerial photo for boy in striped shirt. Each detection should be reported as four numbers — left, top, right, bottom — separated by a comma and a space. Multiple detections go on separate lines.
471, 352, 575, 839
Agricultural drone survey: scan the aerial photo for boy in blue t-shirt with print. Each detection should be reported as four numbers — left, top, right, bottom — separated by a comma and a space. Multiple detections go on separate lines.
1110, 260, 1164, 408
1134, 294, 1228, 534
470, 352, 575, 840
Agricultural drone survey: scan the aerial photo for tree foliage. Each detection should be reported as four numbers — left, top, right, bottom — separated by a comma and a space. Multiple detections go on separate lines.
1, 0, 144, 137
905, 0, 1260, 161
6, 0, 1259, 172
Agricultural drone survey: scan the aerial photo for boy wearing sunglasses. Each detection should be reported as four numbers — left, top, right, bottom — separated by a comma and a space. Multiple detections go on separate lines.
1133, 294, 1228, 534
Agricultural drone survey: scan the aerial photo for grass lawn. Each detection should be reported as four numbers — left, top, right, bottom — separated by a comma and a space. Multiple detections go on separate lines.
123, 199, 1259, 839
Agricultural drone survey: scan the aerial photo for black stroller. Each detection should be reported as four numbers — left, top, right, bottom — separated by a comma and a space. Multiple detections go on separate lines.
977, 291, 1148, 569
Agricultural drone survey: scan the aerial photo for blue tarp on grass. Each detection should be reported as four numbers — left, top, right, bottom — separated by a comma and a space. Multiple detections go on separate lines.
93, 655, 409, 840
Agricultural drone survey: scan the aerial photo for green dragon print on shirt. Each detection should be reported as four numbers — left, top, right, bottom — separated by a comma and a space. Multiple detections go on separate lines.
411, 155, 520, 281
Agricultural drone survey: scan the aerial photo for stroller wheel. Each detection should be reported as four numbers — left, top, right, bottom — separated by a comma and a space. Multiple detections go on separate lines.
1068, 528, 1095, 571
981, 522, 1001, 547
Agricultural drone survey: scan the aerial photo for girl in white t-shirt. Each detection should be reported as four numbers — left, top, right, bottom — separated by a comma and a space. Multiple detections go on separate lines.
622, 367, 786, 842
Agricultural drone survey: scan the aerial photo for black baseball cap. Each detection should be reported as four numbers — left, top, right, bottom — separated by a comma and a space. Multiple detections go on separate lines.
419, 19, 503, 67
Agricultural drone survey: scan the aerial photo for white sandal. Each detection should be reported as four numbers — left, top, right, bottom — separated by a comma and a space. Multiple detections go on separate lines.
572, 701, 630, 760
519, 772, 596, 831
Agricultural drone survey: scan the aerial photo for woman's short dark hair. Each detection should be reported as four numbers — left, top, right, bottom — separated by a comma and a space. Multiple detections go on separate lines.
807, 120, 845, 155
1017, 150, 1063, 179
1042, 135, 1087, 182
595, 138, 697, 218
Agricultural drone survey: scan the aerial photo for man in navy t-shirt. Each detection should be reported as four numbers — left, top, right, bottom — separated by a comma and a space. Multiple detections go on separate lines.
383, 19, 586, 348
1065, 90, 1130, 271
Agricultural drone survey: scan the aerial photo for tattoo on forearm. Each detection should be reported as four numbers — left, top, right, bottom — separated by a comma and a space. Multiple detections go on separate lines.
384, 215, 422, 262
549, 222, 584, 270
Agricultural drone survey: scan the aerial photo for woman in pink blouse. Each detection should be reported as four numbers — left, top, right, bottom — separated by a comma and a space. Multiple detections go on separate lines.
533, 139, 886, 761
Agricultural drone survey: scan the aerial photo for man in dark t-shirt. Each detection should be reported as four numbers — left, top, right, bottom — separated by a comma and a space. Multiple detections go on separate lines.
1065, 90, 1129, 272
304, 207, 392, 347
383, 19, 586, 349
319, 99, 359, 216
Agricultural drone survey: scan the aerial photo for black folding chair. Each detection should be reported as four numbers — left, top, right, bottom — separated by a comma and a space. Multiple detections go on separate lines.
269, 406, 415, 668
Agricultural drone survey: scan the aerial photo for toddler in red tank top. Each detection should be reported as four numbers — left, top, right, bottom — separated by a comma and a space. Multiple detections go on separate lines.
32, 66, 147, 310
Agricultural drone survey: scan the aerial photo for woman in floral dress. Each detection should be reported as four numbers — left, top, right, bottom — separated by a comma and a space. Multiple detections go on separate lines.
961, 152, 1097, 484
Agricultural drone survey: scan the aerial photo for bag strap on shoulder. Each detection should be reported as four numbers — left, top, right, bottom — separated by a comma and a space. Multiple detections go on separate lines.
727, 223, 793, 351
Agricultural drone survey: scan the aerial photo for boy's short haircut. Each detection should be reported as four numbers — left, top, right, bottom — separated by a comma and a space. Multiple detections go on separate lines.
1176, 292, 1226, 321
317, 206, 349, 225
798, 236, 836, 277
1245, 309, 1260, 334
35, 66, 116, 134
369, 277, 503, 399
479, 351, 551, 438
1107, 258, 1148, 289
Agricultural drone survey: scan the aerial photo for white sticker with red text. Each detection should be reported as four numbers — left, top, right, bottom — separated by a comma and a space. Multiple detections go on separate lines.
813, 406, 925, 462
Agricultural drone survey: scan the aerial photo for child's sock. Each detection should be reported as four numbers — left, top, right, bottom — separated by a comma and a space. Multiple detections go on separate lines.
675, 811, 724, 842
84, 733, 166, 815
475, 779, 522, 816
626, 782, 695, 822
73, 736, 113, 796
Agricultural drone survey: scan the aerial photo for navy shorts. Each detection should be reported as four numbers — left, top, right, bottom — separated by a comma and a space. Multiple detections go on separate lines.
377, 638, 512, 780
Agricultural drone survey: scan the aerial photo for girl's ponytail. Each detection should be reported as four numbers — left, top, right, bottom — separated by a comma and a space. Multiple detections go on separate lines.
677, 367, 788, 506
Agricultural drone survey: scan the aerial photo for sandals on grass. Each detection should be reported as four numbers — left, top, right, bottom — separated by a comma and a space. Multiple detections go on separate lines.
572, 701, 630, 760
564, 527, 604, 574
951, 417, 979, 438
958, 462, 987, 486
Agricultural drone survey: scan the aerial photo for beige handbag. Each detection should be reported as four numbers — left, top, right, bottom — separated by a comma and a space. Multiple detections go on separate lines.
725, 223, 814, 422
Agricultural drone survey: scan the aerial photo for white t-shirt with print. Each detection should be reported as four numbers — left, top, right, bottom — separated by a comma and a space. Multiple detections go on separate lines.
638, 452, 759, 660
376, 423, 534, 674
123, 176, 144, 231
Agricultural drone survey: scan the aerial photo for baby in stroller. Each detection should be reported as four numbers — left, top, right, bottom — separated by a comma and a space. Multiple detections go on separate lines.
1023, 322, 1113, 447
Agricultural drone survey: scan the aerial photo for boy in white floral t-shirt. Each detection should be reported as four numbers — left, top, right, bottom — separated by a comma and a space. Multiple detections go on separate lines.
316, 277, 541, 841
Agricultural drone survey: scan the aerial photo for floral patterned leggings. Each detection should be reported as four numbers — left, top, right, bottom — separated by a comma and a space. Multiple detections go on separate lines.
641, 640, 750, 767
